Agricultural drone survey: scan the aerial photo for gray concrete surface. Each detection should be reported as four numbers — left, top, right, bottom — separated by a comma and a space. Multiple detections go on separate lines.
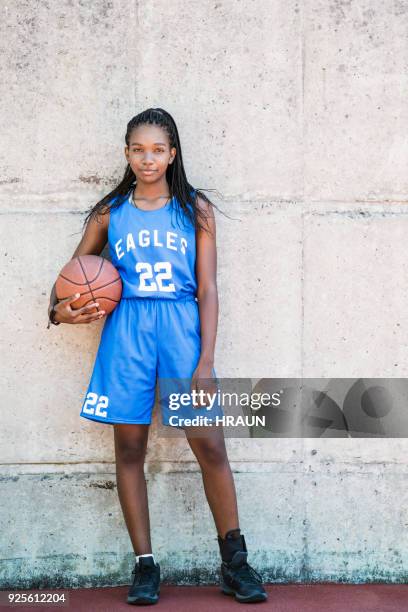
1, 0, 407, 587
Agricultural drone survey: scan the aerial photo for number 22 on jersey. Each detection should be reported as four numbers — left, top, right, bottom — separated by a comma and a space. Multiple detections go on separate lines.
136, 261, 176, 292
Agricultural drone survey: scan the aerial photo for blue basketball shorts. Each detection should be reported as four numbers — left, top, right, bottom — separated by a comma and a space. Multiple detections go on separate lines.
79, 296, 223, 428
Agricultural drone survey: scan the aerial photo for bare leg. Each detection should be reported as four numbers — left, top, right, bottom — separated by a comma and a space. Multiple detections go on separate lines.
185, 426, 239, 538
113, 424, 151, 555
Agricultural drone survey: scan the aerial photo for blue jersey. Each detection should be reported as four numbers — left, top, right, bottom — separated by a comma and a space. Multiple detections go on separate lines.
80, 186, 224, 427
108, 189, 197, 300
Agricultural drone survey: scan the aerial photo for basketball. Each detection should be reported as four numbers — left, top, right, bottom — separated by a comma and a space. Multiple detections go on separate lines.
55, 255, 122, 315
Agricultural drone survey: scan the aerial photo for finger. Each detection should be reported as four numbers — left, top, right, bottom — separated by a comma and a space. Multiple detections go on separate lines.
190, 378, 198, 402
74, 311, 106, 324
62, 292, 83, 304
76, 310, 105, 320
77, 302, 100, 314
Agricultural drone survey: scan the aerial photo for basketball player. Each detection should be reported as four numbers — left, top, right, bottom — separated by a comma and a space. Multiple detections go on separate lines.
47, 109, 267, 605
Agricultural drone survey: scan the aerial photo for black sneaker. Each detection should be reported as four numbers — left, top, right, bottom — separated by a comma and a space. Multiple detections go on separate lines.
220, 550, 268, 603
127, 556, 160, 605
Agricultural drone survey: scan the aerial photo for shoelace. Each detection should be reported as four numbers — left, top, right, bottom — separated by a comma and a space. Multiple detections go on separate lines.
232, 561, 263, 584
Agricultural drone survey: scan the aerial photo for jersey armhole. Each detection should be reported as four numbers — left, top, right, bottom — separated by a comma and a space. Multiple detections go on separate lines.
106, 206, 112, 255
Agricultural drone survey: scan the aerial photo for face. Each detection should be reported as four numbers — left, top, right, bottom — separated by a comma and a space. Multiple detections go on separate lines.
125, 123, 176, 183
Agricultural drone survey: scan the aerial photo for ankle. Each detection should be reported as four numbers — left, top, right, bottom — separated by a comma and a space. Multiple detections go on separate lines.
217, 528, 247, 563
220, 528, 241, 540
135, 553, 156, 564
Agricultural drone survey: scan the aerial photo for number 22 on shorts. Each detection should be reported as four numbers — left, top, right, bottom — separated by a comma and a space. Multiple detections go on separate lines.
82, 392, 109, 418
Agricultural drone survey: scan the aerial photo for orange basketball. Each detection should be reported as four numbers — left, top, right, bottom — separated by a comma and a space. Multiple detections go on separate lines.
55, 255, 122, 315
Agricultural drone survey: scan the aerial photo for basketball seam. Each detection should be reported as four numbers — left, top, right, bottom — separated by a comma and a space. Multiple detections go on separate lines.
78, 256, 105, 311
86, 256, 106, 284
70, 276, 122, 298
59, 274, 88, 286
81, 296, 120, 305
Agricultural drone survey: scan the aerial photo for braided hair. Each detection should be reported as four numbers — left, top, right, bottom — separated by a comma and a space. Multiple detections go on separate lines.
81, 108, 227, 235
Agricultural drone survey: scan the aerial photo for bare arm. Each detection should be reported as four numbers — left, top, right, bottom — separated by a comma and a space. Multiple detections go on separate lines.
195, 197, 218, 368
48, 209, 109, 309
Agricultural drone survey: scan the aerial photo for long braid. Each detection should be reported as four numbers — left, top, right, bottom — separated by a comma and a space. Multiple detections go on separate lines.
81, 108, 231, 235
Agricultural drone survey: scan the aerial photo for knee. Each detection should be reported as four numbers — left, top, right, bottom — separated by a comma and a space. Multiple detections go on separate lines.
116, 441, 146, 465
195, 441, 229, 469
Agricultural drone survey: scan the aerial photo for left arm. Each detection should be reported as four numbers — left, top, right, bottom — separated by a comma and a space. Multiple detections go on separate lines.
195, 196, 218, 371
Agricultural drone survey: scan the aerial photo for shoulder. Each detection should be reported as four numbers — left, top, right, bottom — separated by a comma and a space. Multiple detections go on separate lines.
91, 204, 110, 227
194, 193, 216, 239
89, 195, 120, 229
194, 193, 215, 219
95, 191, 128, 221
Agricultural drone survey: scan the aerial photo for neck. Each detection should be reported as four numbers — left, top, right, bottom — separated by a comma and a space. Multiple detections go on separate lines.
133, 180, 171, 200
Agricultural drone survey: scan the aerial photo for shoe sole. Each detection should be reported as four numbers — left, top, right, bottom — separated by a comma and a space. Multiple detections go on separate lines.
127, 592, 160, 605
221, 584, 268, 603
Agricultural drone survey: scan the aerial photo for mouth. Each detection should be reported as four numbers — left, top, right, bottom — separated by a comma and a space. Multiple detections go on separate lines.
140, 170, 157, 174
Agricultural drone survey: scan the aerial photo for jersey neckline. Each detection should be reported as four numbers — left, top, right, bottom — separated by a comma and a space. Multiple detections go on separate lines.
127, 189, 174, 213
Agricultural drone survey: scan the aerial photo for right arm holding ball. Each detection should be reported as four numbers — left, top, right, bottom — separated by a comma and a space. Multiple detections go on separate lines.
47, 209, 109, 327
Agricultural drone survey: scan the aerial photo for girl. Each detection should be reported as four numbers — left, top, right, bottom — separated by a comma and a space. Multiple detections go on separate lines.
47, 108, 267, 605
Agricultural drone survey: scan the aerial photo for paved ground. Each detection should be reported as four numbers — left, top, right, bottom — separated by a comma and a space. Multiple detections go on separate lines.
4, 584, 407, 611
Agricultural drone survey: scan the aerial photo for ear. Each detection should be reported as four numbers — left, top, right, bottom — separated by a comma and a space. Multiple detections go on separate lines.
170, 146, 177, 164
124, 145, 129, 162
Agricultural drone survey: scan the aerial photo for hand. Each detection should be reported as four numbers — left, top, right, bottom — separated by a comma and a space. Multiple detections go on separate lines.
52, 293, 106, 325
190, 361, 217, 408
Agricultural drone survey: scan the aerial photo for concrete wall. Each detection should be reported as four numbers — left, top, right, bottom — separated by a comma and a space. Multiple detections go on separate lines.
1, 0, 407, 587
